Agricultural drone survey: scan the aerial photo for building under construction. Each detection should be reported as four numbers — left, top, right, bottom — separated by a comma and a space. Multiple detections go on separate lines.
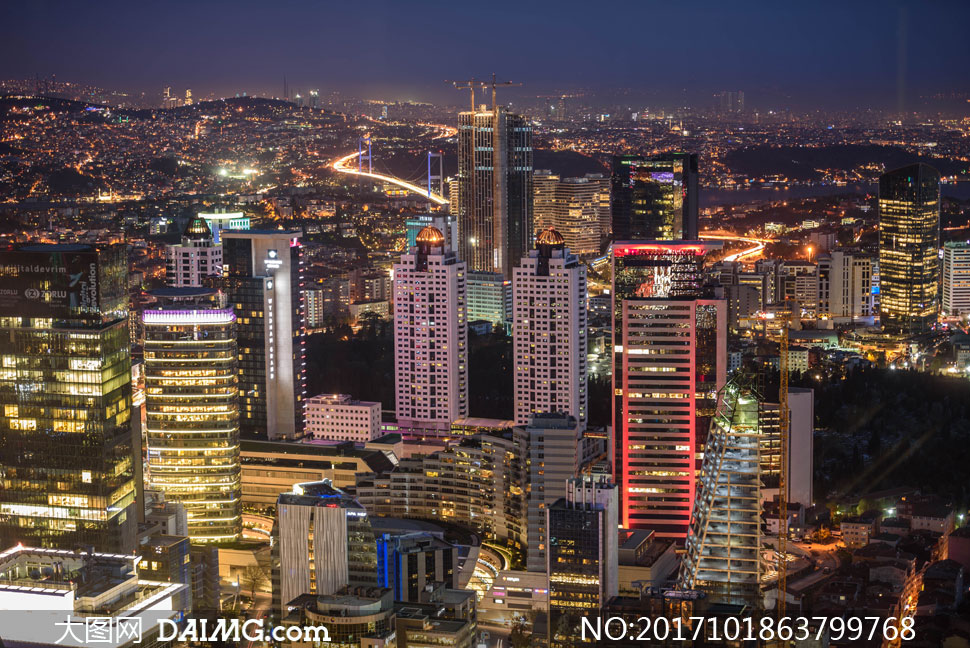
678, 376, 766, 608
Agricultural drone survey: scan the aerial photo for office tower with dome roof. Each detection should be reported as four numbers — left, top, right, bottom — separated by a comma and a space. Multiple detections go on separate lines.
392, 226, 468, 437
512, 228, 588, 427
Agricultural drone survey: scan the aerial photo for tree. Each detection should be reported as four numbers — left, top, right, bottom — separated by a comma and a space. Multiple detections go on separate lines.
240, 565, 268, 604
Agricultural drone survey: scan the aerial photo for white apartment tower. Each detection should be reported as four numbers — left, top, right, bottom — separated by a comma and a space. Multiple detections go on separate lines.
943, 241, 970, 316
165, 216, 222, 287
513, 228, 588, 427
393, 226, 468, 436
817, 250, 873, 322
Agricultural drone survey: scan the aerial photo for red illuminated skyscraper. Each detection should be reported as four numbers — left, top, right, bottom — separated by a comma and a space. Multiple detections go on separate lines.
611, 241, 726, 540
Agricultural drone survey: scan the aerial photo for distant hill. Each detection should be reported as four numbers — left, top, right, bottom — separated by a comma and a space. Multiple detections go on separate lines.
725, 144, 967, 181
377, 146, 607, 183
0, 94, 343, 122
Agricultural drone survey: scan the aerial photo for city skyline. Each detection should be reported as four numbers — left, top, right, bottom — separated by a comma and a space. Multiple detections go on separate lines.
3, 1, 970, 111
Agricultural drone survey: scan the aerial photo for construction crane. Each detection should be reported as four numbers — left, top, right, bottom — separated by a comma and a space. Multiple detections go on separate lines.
777, 301, 791, 623
447, 78, 478, 114
481, 73, 521, 110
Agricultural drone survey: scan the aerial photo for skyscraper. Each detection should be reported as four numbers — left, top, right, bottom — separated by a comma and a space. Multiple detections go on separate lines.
512, 228, 588, 427
393, 226, 468, 436
222, 230, 306, 440
143, 288, 242, 543
0, 243, 137, 552
165, 216, 222, 288
611, 153, 699, 241
456, 106, 533, 279
466, 271, 512, 332
612, 241, 726, 539
878, 163, 941, 335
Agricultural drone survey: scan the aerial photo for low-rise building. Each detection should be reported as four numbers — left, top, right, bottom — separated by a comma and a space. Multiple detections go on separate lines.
306, 394, 382, 442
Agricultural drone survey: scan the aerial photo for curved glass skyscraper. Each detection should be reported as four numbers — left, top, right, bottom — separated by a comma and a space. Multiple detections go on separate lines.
143, 290, 242, 542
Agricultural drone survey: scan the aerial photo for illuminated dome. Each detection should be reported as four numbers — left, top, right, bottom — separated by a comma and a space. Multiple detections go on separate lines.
416, 226, 445, 247
183, 216, 212, 240
536, 227, 565, 247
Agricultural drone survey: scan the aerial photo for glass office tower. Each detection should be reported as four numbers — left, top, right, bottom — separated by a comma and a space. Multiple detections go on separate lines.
611, 152, 699, 241
143, 288, 242, 542
878, 163, 941, 335
0, 243, 137, 552
457, 107, 533, 279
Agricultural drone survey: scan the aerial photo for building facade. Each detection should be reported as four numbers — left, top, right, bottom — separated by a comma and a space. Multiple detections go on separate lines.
612, 241, 726, 539
222, 230, 306, 440
142, 292, 242, 543
305, 393, 381, 443
165, 217, 222, 288
878, 164, 941, 335
533, 171, 610, 258
456, 107, 533, 279
466, 271, 512, 332
0, 244, 137, 553
512, 229, 588, 427
393, 227, 468, 435
611, 153, 699, 241
274, 481, 378, 613
942, 241, 970, 316
817, 250, 873, 321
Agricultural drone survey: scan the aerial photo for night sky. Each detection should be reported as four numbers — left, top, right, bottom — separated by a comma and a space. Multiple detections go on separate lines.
3, 0, 969, 109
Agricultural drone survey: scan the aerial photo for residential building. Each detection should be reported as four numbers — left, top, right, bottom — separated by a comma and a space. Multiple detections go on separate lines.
513, 229, 588, 427
466, 271, 512, 332
165, 216, 222, 287
942, 241, 970, 316
393, 226, 468, 436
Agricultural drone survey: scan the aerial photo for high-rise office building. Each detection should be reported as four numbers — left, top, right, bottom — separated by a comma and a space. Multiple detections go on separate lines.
274, 480, 378, 613
611, 153, 699, 241
222, 230, 306, 440
456, 107, 533, 279
533, 172, 610, 258
547, 476, 618, 644
942, 241, 970, 316
612, 241, 726, 539
878, 163, 941, 335
165, 216, 222, 288
0, 243, 137, 553
393, 226, 468, 435
143, 288, 242, 543
679, 378, 764, 607
466, 271, 512, 331
522, 414, 582, 573
512, 228, 588, 427
817, 250, 874, 322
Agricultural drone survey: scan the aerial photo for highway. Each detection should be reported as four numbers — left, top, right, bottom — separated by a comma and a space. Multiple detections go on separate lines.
700, 232, 770, 262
